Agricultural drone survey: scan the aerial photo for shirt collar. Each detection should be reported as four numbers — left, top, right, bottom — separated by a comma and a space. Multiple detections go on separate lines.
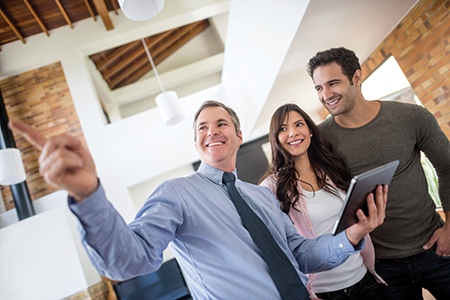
197, 162, 237, 186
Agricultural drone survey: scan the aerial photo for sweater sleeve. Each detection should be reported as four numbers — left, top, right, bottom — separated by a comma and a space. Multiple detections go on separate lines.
414, 105, 450, 211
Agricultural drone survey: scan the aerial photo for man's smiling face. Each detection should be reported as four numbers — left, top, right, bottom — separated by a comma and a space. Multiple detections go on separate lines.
195, 106, 242, 172
313, 62, 358, 117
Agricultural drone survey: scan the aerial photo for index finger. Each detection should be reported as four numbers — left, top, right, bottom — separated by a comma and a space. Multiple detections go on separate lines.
9, 121, 46, 151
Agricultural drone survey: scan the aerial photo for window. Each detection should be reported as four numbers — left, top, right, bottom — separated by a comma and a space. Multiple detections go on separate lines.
363, 56, 441, 208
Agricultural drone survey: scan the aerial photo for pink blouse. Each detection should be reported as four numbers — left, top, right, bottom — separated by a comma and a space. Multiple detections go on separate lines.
261, 174, 386, 298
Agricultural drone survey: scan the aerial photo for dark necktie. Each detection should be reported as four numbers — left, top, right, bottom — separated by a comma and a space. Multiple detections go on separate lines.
222, 172, 309, 300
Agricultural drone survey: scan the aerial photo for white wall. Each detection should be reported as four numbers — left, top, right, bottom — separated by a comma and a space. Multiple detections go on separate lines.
0, 2, 230, 298
0, 0, 312, 297
0, 0, 305, 222
0, 0, 231, 223
0, 206, 101, 300
221, 0, 310, 139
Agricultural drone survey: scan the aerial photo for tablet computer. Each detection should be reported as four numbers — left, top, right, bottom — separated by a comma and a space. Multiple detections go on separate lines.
332, 160, 399, 235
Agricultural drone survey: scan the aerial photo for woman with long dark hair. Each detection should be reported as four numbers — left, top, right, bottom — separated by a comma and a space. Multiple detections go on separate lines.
260, 103, 385, 299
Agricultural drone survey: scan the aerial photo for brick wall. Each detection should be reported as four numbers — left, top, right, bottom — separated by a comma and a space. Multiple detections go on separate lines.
0, 62, 85, 211
63, 280, 111, 300
361, 0, 450, 137
318, 0, 450, 139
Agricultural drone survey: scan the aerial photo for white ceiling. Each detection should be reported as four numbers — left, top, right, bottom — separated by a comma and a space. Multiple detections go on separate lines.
111, 0, 420, 139
123, 0, 420, 217
0, 0, 420, 220
87, 0, 419, 138
252, 0, 419, 134
0, 0, 419, 137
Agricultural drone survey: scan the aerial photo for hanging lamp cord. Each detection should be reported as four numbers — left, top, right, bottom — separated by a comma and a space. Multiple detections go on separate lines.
141, 38, 165, 92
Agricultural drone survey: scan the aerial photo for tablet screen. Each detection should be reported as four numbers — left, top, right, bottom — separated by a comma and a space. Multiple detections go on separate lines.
332, 160, 399, 235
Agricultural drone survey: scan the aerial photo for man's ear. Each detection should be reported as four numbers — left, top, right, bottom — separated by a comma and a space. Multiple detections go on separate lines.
353, 69, 363, 87
237, 130, 243, 146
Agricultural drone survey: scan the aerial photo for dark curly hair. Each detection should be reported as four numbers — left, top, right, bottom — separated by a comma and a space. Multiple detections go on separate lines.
307, 47, 361, 84
260, 103, 350, 214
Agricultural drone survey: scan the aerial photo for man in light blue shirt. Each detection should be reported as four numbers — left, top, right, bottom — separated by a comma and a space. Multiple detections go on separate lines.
11, 101, 387, 300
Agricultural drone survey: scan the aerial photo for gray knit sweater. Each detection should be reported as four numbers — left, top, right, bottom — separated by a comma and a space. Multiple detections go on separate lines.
318, 101, 450, 259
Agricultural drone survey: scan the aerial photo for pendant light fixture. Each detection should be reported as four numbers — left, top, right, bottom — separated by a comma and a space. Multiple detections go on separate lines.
0, 148, 26, 185
141, 38, 185, 126
118, 0, 165, 22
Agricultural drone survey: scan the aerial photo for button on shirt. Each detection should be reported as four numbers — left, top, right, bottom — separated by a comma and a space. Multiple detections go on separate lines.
70, 162, 362, 300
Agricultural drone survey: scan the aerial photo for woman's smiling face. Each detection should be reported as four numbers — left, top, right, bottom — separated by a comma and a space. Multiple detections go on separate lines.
277, 110, 312, 159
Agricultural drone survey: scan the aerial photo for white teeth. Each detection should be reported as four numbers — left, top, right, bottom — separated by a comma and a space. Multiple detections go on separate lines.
208, 142, 223, 147
288, 140, 303, 145
328, 98, 339, 105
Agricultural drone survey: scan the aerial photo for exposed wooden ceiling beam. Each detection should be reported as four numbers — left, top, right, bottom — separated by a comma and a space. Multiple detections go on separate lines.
87, 19, 211, 90
110, 0, 119, 15
112, 53, 224, 106
112, 46, 154, 86
83, 0, 97, 21
104, 21, 208, 86
108, 21, 210, 89
151, 21, 210, 59
94, 30, 173, 73
54, 0, 73, 29
92, 0, 114, 31
99, 44, 142, 78
95, 42, 141, 72
0, 7, 26, 44
23, 0, 50, 36
104, 43, 144, 87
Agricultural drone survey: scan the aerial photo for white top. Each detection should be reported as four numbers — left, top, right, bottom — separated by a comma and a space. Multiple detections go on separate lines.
303, 189, 366, 293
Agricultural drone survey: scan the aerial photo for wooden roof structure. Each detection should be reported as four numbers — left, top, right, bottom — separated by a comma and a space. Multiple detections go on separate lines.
89, 19, 210, 90
0, 0, 210, 89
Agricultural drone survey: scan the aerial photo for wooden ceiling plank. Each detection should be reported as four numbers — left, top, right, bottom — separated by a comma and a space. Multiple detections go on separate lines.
109, 44, 170, 88
119, 63, 153, 87
110, 0, 119, 15
94, 22, 205, 73
103, 45, 145, 83
143, 29, 182, 51
113, 43, 162, 85
111, 21, 210, 89
92, 19, 210, 89
92, 0, 114, 31
54, 0, 74, 29
83, 0, 97, 21
95, 41, 141, 71
167, 21, 210, 51
23, 0, 50, 37
112, 58, 152, 89
0, 8, 26, 44
116, 28, 204, 89
95, 29, 173, 72
111, 27, 204, 89
151, 21, 209, 58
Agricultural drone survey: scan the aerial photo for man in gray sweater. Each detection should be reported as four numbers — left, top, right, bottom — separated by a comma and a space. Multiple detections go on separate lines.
307, 47, 450, 299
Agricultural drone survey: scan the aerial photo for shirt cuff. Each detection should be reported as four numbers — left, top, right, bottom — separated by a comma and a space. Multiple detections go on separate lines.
336, 230, 365, 253
68, 182, 113, 227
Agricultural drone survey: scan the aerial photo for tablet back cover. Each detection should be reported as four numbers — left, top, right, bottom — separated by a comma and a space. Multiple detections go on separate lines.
332, 160, 399, 235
